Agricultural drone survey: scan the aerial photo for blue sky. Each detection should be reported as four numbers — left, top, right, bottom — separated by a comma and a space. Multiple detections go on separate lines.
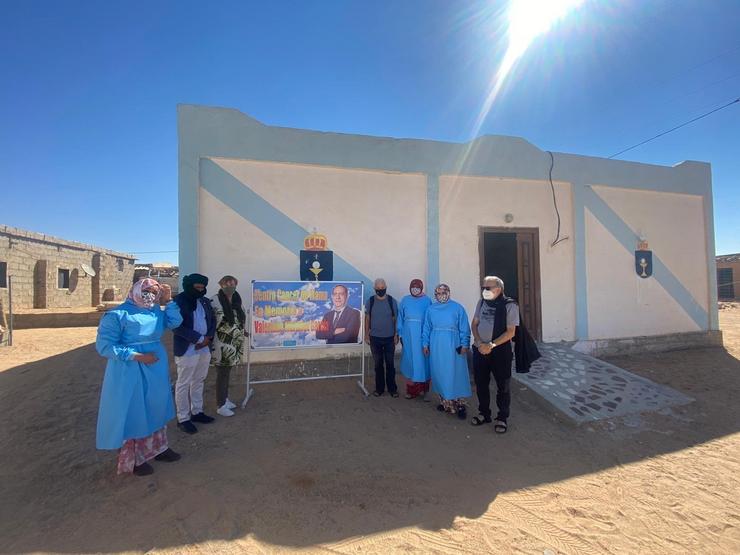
1, 0, 738, 264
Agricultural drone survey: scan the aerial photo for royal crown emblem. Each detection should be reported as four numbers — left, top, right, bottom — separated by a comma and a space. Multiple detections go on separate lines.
304, 232, 328, 251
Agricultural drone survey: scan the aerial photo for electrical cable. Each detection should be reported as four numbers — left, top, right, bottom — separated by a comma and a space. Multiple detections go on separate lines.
608, 96, 740, 159
546, 150, 568, 247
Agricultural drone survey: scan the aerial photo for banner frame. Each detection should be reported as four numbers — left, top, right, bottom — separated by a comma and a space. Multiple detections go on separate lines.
242, 280, 368, 408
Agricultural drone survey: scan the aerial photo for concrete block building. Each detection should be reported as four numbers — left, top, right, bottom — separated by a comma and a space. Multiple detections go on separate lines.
178, 104, 720, 360
0, 225, 136, 310
717, 253, 739, 301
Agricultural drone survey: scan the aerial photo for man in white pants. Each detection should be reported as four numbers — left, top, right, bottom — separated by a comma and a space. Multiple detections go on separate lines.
172, 273, 216, 434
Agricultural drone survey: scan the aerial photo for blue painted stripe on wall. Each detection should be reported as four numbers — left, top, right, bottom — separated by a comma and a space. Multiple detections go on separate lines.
426, 174, 440, 289
200, 159, 373, 289
573, 183, 589, 339
583, 187, 708, 330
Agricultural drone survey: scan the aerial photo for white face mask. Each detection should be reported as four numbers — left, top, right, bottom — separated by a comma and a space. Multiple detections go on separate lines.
141, 291, 157, 308
435, 292, 450, 303
482, 289, 495, 301
410, 287, 422, 297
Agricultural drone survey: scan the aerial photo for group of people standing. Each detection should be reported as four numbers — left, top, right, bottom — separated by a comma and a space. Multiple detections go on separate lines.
95, 273, 247, 476
366, 276, 519, 435
95, 272, 521, 477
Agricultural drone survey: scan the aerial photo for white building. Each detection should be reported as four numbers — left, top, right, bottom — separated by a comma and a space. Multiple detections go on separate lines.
178, 104, 720, 360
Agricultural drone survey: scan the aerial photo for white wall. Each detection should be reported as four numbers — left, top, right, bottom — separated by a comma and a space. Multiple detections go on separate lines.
438, 175, 576, 342
198, 158, 428, 360
585, 185, 707, 338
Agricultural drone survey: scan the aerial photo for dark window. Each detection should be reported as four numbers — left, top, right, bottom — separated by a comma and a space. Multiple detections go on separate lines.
117, 259, 124, 272
58, 268, 70, 289
0, 261, 6, 288
718, 267, 735, 300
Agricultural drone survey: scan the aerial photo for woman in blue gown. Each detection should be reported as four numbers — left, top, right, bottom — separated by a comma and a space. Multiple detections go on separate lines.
96, 278, 184, 476
397, 278, 432, 400
422, 283, 472, 419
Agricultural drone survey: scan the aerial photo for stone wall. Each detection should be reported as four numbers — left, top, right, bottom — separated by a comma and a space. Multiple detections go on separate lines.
0, 225, 136, 310
717, 258, 740, 301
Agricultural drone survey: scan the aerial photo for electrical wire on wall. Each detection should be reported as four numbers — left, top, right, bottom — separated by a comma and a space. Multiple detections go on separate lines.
546, 150, 569, 247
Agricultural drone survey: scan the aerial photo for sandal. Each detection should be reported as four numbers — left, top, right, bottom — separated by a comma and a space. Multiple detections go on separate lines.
470, 415, 492, 426
436, 404, 446, 412
404, 393, 414, 399
372, 391, 383, 397
390, 391, 399, 398
494, 420, 508, 434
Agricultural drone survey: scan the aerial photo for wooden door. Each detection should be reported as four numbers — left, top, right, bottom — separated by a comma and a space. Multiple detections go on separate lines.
515, 231, 541, 340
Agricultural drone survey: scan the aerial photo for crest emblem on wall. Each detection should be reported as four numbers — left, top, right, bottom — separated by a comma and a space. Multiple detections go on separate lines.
635, 240, 652, 279
300, 231, 333, 281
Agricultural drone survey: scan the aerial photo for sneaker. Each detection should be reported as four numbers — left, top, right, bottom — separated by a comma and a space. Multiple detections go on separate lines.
217, 405, 235, 417
177, 420, 198, 434
154, 448, 181, 462
457, 406, 467, 420
224, 399, 237, 410
191, 412, 215, 424
133, 462, 154, 476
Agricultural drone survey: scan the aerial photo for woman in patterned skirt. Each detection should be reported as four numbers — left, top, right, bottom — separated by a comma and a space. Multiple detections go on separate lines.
96, 278, 183, 476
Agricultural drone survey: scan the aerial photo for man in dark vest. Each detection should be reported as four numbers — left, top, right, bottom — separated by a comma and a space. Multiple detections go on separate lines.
364, 278, 399, 397
470, 275, 519, 434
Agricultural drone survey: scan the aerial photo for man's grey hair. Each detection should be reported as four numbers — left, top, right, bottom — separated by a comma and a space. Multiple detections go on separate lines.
374, 278, 387, 287
484, 275, 505, 291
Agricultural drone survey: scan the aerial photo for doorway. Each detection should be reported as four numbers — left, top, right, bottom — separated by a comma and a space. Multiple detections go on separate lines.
479, 227, 542, 340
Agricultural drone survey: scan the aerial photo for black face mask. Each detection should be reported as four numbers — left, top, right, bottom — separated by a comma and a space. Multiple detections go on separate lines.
375, 288, 387, 297
187, 286, 207, 299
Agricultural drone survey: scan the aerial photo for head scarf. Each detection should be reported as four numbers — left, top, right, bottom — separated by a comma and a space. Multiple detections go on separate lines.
183, 273, 209, 296
409, 278, 424, 297
434, 283, 450, 304
127, 278, 161, 308
181, 273, 209, 311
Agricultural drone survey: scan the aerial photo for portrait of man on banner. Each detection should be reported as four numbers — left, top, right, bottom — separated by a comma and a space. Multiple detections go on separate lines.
251, 281, 363, 349
315, 284, 361, 344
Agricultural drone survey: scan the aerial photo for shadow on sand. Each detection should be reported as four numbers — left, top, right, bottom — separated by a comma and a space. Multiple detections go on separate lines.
1, 333, 739, 552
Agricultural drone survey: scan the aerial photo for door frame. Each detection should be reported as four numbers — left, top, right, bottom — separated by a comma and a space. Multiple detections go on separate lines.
478, 226, 543, 340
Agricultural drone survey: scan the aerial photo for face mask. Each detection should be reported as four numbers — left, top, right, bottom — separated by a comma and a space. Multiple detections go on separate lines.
222, 286, 236, 296
375, 288, 386, 297
435, 292, 450, 303
482, 289, 495, 301
189, 287, 207, 298
141, 291, 157, 308
410, 287, 422, 297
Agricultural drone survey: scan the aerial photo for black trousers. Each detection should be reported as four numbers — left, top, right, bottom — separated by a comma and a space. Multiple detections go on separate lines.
473, 345, 513, 421
216, 365, 232, 407
370, 335, 397, 394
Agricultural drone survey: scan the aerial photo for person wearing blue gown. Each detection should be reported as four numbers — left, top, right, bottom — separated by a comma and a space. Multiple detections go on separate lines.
397, 278, 432, 400
422, 283, 472, 419
96, 278, 184, 476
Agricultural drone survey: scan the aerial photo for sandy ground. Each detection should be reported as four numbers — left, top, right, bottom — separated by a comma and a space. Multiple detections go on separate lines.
1, 308, 739, 554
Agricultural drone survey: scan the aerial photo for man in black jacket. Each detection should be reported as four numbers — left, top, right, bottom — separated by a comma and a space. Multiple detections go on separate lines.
470, 276, 519, 434
172, 273, 216, 434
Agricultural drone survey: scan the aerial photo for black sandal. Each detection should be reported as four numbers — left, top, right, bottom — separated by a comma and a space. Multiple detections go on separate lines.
436, 404, 446, 412
494, 420, 508, 434
470, 415, 492, 426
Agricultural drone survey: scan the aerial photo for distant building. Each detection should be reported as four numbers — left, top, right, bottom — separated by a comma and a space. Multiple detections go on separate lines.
134, 263, 180, 294
0, 225, 136, 309
717, 253, 739, 301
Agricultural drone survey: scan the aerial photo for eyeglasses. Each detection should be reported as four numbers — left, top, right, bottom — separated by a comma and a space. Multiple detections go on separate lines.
481, 286, 495, 290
